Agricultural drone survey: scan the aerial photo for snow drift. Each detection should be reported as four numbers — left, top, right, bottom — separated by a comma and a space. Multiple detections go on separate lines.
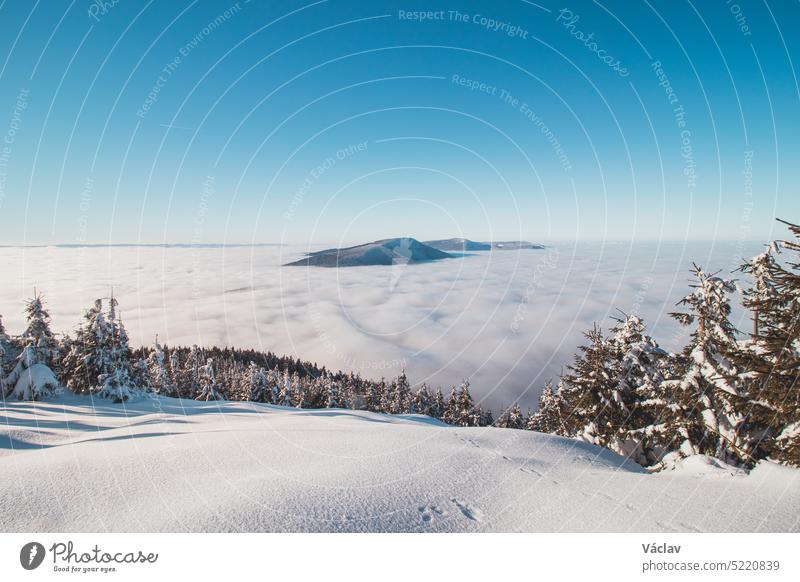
1, 395, 797, 533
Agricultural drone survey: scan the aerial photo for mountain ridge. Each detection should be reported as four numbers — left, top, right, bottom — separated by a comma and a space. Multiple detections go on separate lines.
285, 237, 453, 267
424, 238, 545, 251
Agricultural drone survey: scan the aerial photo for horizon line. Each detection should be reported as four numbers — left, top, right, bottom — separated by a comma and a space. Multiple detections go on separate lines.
0, 238, 773, 249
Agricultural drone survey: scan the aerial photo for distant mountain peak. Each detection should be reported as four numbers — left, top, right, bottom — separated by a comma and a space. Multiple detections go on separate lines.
285, 238, 453, 267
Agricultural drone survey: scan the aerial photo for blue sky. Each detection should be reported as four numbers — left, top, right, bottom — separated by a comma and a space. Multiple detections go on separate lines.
0, 0, 797, 244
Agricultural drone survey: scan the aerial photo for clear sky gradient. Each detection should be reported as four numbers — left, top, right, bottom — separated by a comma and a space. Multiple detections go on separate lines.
0, 0, 797, 245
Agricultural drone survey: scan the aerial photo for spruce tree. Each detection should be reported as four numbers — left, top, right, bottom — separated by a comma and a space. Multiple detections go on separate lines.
267, 368, 282, 404
277, 369, 293, 407
195, 358, 223, 401
558, 325, 616, 444
341, 377, 358, 409
363, 381, 378, 412
94, 300, 137, 402
63, 300, 105, 394
0, 346, 7, 396
0, 320, 7, 394
3, 293, 61, 400
429, 387, 446, 420
0, 314, 14, 372
291, 371, 305, 408
526, 380, 569, 435
183, 345, 203, 398
458, 381, 475, 427
20, 292, 59, 370
495, 403, 525, 429
380, 377, 395, 413
247, 361, 270, 402
661, 265, 748, 465
412, 384, 432, 416
373, 378, 388, 413
442, 386, 459, 425
737, 221, 800, 465
325, 377, 340, 408
443, 381, 476, 427
392, 371, 412, 414
606, 314, 668, 464
148, 338, 175, 396
168, 350, 182, 394
3, 345, 60, 400
132, 357, 152, 393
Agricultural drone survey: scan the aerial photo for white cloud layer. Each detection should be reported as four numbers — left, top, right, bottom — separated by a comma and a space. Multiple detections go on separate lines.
0, 240, 765, 410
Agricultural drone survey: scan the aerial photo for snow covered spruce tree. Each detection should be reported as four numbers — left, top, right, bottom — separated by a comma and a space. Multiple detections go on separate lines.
168, 349, 182, 393
363, 380, 378, 412
266, 368, 282, 404
429, 386, 446, 420
291, 371, 306, 408
0, 314, 13, 392
380, 377, 395, 413
63, 298, 141, 402
393, 371, 412, 413
558, 324, 617, 445
0, 314, 8, 342
0, 314, 15, 370
20, 292, 60, 369
443, 381, 478, 426
526, 380, 568, 435
605, 314, 669, 465
182, 345, 203, 398
382, 371, 411, 414
495, 403, 525, 429
148, 338, 176, 397
95, 298, 139, 402
246, 361, 270, 403
2, 294, 61, 400
661, 265, 750, 465
411, 384, 432, 416
63, 299, 105, 395
195, 358, 223, 401
274, 368, 292, 407
132, 357, 152, 393
0, 315, 11, 386
551, 314, 671, 464
374, 378, 388, 413
340, 376, 358, 410
736, 220, 800, 465
442, 387, 459, 424
325, 376, 340, 408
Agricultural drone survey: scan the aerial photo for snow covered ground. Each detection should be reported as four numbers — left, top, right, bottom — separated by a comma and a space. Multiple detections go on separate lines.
1, 395, 798, 533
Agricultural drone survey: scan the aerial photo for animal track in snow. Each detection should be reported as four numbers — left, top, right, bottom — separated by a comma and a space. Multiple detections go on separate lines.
450, 498, 484, 522
418, 505, 445, 524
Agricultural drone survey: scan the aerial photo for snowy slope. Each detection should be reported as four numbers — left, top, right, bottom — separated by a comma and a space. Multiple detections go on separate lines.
1, 395, 798, 532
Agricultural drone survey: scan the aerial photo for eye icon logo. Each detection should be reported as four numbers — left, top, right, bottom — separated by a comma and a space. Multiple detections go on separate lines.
20, 542, 46, 570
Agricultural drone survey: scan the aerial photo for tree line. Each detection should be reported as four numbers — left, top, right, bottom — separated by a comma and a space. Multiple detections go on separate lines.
0, 297, 492, 426
1, 220, 798, 470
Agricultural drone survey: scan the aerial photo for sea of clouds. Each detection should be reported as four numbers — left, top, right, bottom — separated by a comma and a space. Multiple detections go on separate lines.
0, 240, 765, 410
